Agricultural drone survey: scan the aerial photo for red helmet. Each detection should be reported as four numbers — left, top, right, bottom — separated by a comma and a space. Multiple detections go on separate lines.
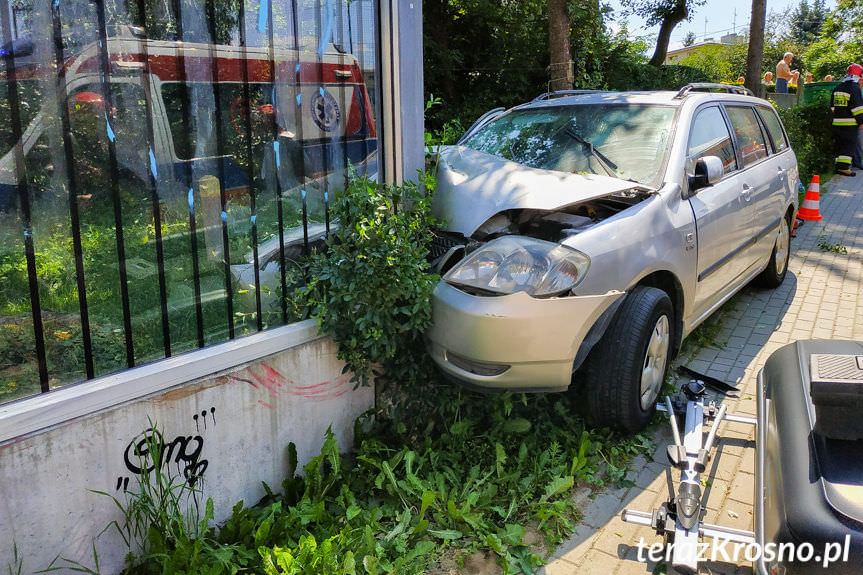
847, 63, 863, 77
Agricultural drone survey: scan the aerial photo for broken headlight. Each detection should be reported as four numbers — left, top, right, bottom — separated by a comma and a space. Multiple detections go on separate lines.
443, 236, 589, 297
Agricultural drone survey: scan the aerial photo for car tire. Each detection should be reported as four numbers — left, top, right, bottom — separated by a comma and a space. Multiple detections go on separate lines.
584, 286, 674, 432
755, 212, 791, 289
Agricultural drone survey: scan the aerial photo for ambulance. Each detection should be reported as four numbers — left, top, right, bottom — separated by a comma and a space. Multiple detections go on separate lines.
0, 30, 378, 211
0, 30, 377, 316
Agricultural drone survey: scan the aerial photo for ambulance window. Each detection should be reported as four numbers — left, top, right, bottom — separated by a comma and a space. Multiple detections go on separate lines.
161, 82, 274, 162
67, 82, 150, 203
0, 79, 43, 158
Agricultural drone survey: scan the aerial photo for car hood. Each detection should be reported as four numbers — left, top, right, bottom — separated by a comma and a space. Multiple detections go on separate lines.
431, 146, 651, 235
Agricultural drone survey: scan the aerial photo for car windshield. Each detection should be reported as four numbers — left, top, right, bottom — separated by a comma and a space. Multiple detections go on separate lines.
463, 104, 677, 186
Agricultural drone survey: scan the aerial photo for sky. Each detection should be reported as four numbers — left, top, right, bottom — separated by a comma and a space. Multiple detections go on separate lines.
604, 0, 837, 51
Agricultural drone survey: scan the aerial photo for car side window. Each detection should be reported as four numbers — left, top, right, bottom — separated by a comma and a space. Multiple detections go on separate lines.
725, 106, 769, 168
687, 106, 737, 175
756, 107, 788, 153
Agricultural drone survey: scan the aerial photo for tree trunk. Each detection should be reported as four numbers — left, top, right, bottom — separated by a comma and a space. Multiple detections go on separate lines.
648, 2, 688, 67
745, 0, 767, 96
548, 0, 572, 91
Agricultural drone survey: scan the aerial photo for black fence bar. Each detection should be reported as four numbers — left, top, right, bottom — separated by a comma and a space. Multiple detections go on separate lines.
291, 0, 310, 255
0, 0, 49, 391
315, 1, 331, 236
264, 0, 289, 324
50, 0, 95, 380
204, 0, 236, 340
172, 0, 206, 348
236, 0, 264, 332
93, 0, 135, 368
133, 0, 172, 358
335, 0, 349, 195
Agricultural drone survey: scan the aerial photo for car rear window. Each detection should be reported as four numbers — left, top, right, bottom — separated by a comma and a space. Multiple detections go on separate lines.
725, 106, 769, 168
756, 106, 788, 153
462, 104, 676, 186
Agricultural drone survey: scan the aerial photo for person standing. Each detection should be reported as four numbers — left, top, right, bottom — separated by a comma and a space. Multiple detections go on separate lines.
776, 53, 797, 93
831, 63, 863, 176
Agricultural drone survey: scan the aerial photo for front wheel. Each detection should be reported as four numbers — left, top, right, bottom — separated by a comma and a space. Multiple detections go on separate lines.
755, 213, 791, 288
584, 286, 674, 432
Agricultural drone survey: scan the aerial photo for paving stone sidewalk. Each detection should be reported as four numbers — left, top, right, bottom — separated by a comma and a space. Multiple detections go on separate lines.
543, 173, 863, 575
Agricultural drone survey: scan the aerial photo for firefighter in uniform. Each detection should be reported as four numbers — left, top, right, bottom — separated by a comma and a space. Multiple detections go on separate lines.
831, 63, 863, 176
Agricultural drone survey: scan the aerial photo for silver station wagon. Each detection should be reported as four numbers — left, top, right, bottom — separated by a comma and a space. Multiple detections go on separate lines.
426, 84, 798, 431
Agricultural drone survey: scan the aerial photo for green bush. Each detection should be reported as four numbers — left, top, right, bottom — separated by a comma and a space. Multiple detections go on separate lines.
603, 64, 711, 92
300, 172, 439, 388
776, 100, 836, 184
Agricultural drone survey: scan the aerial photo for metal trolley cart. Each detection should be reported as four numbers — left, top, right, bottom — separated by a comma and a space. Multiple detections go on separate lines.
622, 340, 863, 574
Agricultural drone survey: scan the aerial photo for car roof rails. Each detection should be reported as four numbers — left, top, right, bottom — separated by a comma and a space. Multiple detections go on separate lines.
674, 83, 754, 99
532, 89, 606, 102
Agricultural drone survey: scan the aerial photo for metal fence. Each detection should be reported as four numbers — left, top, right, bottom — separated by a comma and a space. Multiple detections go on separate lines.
0, 0, 380, 403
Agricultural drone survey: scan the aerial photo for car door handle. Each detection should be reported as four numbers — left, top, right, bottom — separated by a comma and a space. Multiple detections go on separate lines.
777, 167, 786, 181
740, 184, 753, 202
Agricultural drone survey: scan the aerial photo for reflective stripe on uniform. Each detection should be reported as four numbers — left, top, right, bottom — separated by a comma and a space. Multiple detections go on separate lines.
833, 118, 858, 126
836, 156, 852, 164
853, 105, 863, 116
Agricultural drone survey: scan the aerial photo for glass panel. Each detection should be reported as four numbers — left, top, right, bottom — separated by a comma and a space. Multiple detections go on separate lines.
757, 106, 788, 153
726, 106, 769, 168
687, 106, 737, 175
0, 0, 380, 403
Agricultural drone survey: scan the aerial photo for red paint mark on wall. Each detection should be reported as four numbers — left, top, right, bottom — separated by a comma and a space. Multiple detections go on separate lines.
229, 363, 353, 407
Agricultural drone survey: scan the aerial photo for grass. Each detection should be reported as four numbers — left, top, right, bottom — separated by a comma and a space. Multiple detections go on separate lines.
816, 228, 848, 254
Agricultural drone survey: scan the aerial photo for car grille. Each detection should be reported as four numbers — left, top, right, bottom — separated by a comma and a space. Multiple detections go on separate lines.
429, 230, 468, 261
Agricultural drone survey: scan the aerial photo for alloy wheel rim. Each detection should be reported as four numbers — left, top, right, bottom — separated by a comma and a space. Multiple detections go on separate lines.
775, 217, 790, 275
640, 314, 670, 410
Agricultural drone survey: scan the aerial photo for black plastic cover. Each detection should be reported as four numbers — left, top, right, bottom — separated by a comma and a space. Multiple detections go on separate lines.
810, 353, 863, 440
756, 340, 863, 575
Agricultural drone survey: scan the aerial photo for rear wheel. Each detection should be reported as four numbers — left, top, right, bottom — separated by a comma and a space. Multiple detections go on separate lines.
584, 286, 674, 432
755, 212, 791, 288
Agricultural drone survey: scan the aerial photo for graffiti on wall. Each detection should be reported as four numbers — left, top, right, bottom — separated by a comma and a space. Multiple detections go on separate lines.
116, 408, 215, 492
229, 362, 352, 409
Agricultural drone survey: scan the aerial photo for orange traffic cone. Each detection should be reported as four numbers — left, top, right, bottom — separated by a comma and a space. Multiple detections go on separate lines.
797, 175, 823, 221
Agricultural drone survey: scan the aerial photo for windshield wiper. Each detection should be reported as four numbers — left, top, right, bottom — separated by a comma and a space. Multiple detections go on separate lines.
564, 127, 618, 178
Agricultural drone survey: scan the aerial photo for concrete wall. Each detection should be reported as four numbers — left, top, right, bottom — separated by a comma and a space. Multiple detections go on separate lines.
768, 92, 800, 109
0, 321, 373, 574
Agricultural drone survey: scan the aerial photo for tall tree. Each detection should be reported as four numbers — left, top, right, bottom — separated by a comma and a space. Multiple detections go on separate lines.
622, 0, 705, 67
744, 0, 767, 95
548, 0, 572, 90
789, 0, 827, 45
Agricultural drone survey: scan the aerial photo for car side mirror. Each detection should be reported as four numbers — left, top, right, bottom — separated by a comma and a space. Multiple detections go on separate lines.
689, 156, 724, 192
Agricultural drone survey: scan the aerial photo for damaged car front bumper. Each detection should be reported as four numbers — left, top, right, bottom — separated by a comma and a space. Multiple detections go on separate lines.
426, 281, 623, 392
